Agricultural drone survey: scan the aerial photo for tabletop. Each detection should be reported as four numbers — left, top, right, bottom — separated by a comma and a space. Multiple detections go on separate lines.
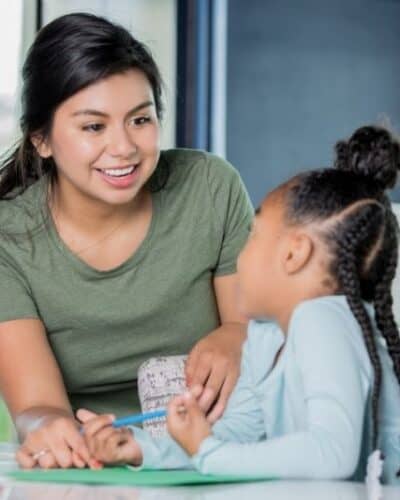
1, 443, 399, 500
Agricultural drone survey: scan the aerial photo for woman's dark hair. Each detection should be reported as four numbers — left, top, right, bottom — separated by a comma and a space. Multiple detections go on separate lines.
284, 125, 400, 474
0, 12, 166, 200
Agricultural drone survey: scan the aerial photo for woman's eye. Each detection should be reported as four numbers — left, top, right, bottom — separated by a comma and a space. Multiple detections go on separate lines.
131, 116, 151, 127
82, 123, 104, 132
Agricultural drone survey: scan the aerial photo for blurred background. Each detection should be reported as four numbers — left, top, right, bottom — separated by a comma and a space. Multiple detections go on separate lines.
1, 0, 400, 438
1, 0, 400, 206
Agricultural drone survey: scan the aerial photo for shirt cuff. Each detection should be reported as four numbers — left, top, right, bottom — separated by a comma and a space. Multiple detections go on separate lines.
128, 425, 193, 470
191, 435, 225, 472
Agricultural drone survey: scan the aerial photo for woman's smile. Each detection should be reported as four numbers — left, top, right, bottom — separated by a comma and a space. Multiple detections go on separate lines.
94, 163, 141, 188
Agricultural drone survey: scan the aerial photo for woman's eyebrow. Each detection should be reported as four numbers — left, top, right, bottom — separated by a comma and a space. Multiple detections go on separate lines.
71, 100, 154, 118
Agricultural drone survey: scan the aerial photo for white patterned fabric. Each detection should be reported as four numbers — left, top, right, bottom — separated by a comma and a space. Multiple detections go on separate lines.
137, 355, 187, 437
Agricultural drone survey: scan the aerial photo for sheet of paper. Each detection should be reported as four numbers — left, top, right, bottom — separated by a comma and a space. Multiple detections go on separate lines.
8, 467, 275, 486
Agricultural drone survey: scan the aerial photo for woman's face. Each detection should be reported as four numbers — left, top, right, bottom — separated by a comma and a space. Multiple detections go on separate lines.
36, 68, 161, 207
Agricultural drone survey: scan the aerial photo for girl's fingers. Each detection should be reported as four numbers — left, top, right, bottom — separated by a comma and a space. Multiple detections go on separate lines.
87, 426, 120, 457
183, 391, 203, 416
81, 414, 115, 439
75, 408, 98, 423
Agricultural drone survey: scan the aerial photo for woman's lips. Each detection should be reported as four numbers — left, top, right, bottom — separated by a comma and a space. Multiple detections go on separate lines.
95, 163, 140, 188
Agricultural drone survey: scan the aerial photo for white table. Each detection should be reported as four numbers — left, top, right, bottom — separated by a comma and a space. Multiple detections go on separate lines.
1, 443, 399, 500
1, 475, 400, 500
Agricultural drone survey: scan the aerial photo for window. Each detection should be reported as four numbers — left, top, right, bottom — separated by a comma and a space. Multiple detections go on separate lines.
0, 0, 23, 155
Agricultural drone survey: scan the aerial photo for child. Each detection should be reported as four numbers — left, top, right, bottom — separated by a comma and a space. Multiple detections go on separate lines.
78, 125, 400, 484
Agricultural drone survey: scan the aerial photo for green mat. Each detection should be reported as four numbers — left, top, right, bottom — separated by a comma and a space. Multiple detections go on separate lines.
8, 467, 274, 486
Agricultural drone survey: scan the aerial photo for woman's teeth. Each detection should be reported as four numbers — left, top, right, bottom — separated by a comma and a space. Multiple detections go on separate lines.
101, 165, 136, 177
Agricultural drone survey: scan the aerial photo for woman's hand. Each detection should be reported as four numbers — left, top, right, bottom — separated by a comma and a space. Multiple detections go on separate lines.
16, 409, 92, 469
167, 392, 211, 456
77, 408, 143, 467
185, 322, 246, 423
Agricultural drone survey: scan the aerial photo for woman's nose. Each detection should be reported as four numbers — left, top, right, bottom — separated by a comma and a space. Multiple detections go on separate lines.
107, 126, 137, 158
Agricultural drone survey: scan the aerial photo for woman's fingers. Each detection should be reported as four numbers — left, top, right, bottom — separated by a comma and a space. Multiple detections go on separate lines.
37, 450, 58, 469
187, 351, 213, 404
71, 450, 86, 468
63, 424, 91, 464
206, 370, 237, 423
16, 446, 36, 469
185, 345, 200, 386
45, 433, 74, 468
197, 360, 228, 412
18, 415, 92, 469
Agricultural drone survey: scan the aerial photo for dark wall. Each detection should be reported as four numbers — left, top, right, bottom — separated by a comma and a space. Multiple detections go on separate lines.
227, 0, 400, 207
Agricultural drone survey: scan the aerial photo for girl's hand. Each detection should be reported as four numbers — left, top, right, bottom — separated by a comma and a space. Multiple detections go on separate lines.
16, 413, 91, 469
77, 408, 143, 467
185, 322, 246, 423
166, 392, 211, 456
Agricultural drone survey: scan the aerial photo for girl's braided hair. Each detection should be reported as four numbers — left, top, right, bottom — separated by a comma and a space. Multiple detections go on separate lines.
285, 125, 400, 470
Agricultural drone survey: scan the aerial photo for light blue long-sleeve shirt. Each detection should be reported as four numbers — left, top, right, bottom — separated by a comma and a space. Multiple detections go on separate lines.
131, 296, 400, 484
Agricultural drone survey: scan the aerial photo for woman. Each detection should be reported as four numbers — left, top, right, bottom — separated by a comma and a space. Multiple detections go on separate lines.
0, 13, 252, 469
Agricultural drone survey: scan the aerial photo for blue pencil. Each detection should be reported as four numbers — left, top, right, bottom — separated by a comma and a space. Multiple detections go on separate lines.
112, 409, 167, 427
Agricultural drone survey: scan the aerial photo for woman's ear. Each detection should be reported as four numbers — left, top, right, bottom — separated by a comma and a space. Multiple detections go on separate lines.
283, 231, 314, 275
30, 134, 52, 158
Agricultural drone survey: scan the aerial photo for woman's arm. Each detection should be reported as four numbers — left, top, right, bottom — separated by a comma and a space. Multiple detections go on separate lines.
185, 273, 248, 422
0, 318, 91, 468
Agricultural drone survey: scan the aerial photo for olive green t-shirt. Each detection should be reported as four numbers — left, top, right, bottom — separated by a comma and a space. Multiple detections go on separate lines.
0, 149, 253, 416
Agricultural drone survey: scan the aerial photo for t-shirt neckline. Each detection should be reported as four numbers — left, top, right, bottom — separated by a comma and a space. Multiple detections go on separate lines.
42, 187, 162, 278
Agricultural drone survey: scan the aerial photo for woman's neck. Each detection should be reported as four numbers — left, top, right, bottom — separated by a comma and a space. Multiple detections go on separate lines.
49, 178, 147, 235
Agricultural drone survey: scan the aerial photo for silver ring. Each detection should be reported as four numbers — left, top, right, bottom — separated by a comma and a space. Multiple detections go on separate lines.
32, 449, 50, 461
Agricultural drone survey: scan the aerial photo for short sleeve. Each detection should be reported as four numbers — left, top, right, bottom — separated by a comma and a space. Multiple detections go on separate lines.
206, 155, 254, 276
0, 252, 39, 322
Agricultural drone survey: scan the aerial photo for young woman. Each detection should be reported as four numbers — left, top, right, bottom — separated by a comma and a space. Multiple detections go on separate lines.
0, 13, 253, 469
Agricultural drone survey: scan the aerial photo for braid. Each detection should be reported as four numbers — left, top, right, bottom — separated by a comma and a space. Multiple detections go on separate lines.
373, 211, 400, 386
333, 205, 384, 449
284, 124, 400, 478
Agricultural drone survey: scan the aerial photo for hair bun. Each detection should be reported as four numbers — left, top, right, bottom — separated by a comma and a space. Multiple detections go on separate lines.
334, 125, 400, 191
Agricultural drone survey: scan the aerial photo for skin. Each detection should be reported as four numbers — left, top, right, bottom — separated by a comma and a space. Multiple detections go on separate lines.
0, 69, 247, 469
76, 188, 338, 465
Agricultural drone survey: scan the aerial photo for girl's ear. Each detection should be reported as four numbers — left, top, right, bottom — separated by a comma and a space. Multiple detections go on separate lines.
30, 134, 52, 158
283, 231, 314, 275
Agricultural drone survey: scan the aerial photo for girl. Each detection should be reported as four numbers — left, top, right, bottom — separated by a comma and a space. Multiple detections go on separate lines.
79, 125, 400, 484
0, 12, 253, 469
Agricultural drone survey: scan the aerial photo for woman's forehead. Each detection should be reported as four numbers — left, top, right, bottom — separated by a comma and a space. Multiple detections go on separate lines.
59, 70, 154, 115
